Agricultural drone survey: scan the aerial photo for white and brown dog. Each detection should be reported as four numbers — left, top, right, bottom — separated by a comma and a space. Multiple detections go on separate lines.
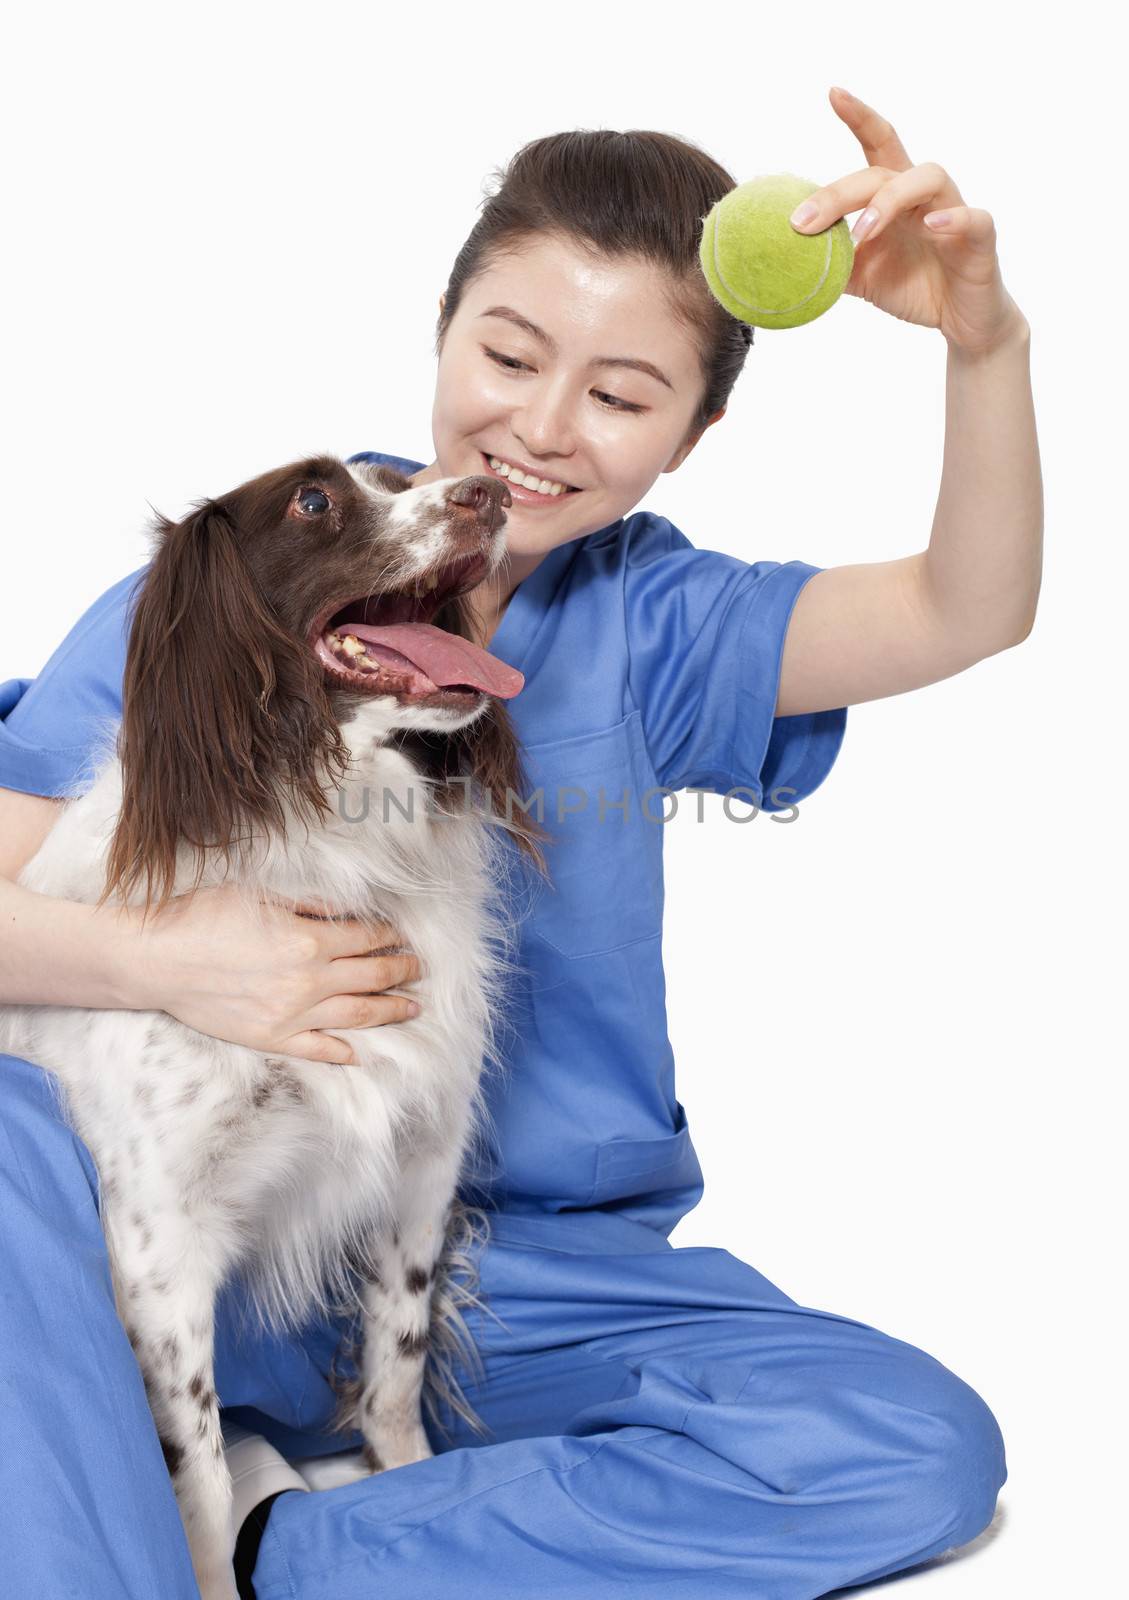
0, 455, 546, 1599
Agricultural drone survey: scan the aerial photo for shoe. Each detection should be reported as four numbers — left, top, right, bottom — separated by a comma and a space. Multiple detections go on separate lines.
221, 1420, 310, 1533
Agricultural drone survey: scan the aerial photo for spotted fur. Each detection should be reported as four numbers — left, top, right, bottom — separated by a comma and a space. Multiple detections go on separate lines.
0, 457, 541, 1600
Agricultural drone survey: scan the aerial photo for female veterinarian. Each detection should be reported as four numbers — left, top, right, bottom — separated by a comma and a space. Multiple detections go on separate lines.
0, 89, 1038, 1599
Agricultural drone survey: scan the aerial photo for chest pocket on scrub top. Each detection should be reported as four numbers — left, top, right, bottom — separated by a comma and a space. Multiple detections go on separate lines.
521, 711, 664, 960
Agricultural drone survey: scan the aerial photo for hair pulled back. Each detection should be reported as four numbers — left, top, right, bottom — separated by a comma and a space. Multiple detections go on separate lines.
435, 129, 753, 442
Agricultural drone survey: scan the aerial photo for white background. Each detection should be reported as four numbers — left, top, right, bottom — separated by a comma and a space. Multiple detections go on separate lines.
2, 3, 1123, 1595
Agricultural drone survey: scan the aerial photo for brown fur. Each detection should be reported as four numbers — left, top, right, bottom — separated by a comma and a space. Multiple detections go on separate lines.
99, 456, 549, 918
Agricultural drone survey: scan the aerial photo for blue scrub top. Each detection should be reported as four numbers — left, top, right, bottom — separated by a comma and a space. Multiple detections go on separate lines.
0, 449, 847, 1236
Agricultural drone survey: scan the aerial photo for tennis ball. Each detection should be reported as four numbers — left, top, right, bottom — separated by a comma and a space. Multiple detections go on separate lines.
699, 174, 855, 330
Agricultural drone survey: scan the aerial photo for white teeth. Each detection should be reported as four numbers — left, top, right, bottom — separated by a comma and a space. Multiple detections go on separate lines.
340, 634, 365, 657
488, 456, 571, 497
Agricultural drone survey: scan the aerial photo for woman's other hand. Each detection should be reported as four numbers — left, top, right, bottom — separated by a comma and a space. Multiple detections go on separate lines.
129, 884, 423, 1065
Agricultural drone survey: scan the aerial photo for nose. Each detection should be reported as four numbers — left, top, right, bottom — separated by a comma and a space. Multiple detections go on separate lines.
446, 475, 512, 533
512, 373, 578, 464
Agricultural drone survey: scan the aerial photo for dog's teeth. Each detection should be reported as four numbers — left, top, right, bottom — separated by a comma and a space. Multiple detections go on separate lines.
340, 634, 366, 657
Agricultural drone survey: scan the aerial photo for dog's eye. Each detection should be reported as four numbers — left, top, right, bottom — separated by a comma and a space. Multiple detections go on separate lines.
297, 487, 331, 515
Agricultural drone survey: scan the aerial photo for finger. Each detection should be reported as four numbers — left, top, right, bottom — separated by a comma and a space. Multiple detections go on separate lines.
282, 895, 395, 933
286, 897, 346, 920
922, 204, 999, 255
328, 953, 425, 994
298, 912, 405, 958
789, 165, 900, 230
828, 86, 914, 172
281, 1031, 357, 1067
792, 162, 964, 245
846, 162, 966, 246
304, 992, 422, 1032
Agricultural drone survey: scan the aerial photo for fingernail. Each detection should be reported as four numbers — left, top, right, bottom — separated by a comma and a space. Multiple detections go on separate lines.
790, 201, 818, 229
852, 207, 878, 243
924, 211, 952, 229
407, 1001, 421, 1017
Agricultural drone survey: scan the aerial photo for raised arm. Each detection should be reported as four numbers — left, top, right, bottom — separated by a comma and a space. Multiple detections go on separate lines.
776, 318, 1038, 717
773, 89, 1042, 719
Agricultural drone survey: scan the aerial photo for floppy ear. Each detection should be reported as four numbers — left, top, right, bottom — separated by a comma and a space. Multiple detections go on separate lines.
430, 593, 550, 878
101, 500, 349, 917
455, 697, 549, 877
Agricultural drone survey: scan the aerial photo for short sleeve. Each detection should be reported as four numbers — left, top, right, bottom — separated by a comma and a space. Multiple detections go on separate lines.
0, 567, 145, 798
624, 520, 846, 810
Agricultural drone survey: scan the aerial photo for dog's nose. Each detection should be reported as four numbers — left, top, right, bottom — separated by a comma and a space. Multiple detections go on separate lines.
447, 475, 512, 532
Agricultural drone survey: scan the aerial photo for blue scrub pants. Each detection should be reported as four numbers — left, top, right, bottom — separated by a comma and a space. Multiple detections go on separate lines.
1, 1051, 1007, 1599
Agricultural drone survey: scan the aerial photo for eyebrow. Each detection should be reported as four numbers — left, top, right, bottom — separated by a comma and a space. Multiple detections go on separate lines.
477, 305, 675, 391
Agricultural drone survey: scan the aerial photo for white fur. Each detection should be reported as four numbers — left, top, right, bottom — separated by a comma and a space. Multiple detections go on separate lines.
0, 553, 519, 1599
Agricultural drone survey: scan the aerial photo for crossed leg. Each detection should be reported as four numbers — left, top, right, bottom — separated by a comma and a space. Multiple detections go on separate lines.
246, 1211, 1007, 1600
0, 1053, 1004, 1600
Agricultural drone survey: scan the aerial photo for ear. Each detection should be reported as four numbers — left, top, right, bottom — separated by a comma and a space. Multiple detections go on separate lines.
101, 500, 349, 917
663, 408, 725, 474
454, 696, 548, 876
421, 595, 549, 876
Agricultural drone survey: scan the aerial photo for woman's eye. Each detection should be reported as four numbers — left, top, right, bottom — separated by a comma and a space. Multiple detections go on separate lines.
483, 348, 644, 414
298, 487, 331, 515
484, 347, 527, 372
594, 391, 644, 414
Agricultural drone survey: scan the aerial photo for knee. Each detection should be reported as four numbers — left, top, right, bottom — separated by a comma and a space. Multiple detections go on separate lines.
882, 1346, 1008, 1556
723, 1319, 1008, 1556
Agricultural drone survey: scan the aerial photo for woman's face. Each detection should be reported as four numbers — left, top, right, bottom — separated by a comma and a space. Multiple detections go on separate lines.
413, 233, 721, 568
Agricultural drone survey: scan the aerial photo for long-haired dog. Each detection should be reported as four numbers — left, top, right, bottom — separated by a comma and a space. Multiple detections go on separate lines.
0, 455, 547, 1599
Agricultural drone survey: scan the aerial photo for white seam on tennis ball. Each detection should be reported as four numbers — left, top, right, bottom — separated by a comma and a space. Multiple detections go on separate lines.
710, 211, 834, 316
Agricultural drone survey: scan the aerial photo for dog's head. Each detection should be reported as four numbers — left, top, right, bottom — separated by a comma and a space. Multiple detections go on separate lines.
105, 455, 547, 913
254, 455, 520, 730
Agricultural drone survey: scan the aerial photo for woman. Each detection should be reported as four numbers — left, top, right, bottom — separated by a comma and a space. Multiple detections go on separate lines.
0, 90, 1037, 1599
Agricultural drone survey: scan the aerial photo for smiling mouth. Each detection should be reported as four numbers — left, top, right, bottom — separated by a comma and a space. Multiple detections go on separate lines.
308, 553, 523, 704
479, 452, 582, 497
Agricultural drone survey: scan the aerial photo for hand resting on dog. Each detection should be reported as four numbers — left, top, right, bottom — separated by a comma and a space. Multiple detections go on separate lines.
0, 784, 421, 1066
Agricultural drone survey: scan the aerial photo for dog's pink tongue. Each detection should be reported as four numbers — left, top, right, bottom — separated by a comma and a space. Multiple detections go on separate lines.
341, 622, 524, 698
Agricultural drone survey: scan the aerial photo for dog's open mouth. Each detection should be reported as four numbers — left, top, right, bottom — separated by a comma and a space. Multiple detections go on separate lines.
309, 552, 524, 705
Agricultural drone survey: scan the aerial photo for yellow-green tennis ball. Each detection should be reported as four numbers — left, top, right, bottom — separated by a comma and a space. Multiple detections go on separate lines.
699, 174, 855, 331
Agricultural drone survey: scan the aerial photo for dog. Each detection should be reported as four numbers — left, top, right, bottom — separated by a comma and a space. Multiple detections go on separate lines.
0, 454, 547, 1600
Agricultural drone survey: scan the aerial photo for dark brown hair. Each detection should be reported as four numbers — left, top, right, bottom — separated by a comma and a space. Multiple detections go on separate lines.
99, 459, 548, 919
101, 497, 351, 919
436, 129, 753, 442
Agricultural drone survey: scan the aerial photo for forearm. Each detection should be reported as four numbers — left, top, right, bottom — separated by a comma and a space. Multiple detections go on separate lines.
921, 312, 1043, 650
0, 873, 149, 1010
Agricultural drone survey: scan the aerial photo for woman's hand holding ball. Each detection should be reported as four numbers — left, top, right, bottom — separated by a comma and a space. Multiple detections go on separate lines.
700, 86, 1026, 357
